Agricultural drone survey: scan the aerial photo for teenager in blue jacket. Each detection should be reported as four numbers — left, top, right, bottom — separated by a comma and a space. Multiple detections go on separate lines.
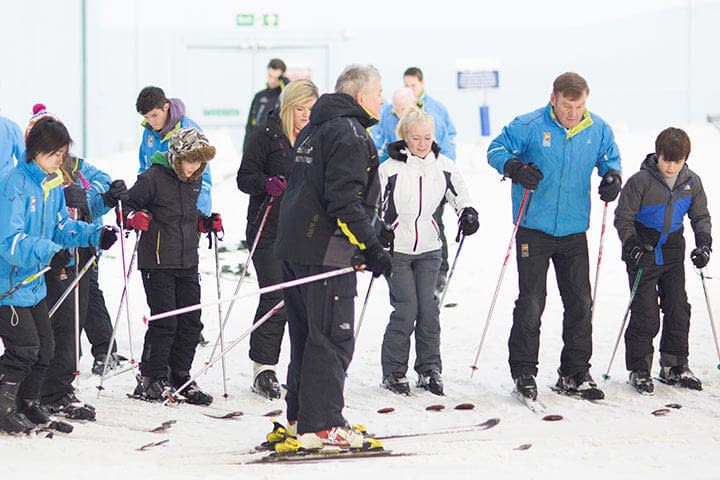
0, 117, 117, 433
488, 72, 622, 403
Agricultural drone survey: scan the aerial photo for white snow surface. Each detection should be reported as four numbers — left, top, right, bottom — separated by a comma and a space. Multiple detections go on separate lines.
3, 126, 720, 479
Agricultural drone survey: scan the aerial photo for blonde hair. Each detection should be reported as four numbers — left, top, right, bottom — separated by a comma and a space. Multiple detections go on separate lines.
279, 79, 319, 145
396, 107, 435, 141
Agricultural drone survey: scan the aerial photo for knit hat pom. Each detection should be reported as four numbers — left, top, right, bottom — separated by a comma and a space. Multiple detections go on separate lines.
32, 103, 47, 115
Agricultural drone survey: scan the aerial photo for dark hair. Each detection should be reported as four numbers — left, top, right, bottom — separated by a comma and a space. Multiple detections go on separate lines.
655, 127, 691, 162
552, 72, 589, 100
403, 67, 424, 82
267, 58, 287, 73
136, 86, 167, 114
25, 117, 72, 163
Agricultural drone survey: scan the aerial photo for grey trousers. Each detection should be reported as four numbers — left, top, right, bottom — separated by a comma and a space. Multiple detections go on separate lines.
381, 249, 442, 377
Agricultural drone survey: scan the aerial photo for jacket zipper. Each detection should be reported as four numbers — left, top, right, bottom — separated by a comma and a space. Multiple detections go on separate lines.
413, 176, 423, 252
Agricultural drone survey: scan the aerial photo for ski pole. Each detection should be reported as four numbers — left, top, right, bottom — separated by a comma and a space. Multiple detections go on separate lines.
170, 300, 284, 405
207, 197, 275, 361
354, 276, 376, 340
146, 266, 355, 323
470, 188, 530, 377
97, 231, 142, 397
0, 267, 52, 302
116, 200, 137, 371
439, 233, 466, 308
212, 231, 229, 398
603, 267, 645, 380
698, 270, 720, 371
589, 202, 609, 326
74, 244, 81, 387
48, 253, 99, 318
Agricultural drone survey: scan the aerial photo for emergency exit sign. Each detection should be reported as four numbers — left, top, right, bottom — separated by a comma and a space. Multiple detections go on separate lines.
236, 13, 279, 27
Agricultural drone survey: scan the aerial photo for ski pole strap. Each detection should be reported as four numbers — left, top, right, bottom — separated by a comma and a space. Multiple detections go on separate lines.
145, 266, 356, 323
0, 267, 52, 301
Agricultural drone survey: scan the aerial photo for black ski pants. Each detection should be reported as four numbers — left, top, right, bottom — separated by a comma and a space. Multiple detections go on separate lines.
85, 262, 116, 359
40, 264, 90, 404
624, 261, 691, 372
249, 245, 287, 366
509, 227, 593, 379
0, 301, 53, 402
282, 261, 356, 434
140, 267, 203, 379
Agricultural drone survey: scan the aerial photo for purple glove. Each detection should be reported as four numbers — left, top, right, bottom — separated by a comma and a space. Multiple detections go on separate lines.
264, 176, 287, 197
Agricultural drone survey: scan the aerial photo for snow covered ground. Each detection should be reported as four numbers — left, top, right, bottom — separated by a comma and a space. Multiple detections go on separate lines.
3, 125, 720, 479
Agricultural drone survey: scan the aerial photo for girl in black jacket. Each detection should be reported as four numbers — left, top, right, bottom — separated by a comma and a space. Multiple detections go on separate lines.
237, 79, 319, 399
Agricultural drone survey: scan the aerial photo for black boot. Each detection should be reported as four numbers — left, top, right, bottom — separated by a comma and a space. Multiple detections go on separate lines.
382, 373, 411, 395
133, 375, 179, 402
0, 381, 36, 434
44, 392, 96, 421
170, 372, 213, 406
253, 370, 282, 400
417, 370, 444, 396
18, 399, 74, 433
629, 369, 654, 395
514, 374, 538, 401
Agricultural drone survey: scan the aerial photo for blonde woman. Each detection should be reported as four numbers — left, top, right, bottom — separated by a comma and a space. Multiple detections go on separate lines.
237, 79, 319, 399
379, 109, 478, 396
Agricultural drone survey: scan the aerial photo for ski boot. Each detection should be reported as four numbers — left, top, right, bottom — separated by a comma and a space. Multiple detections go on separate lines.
514, 374, 538, 401
18, 399, 73, 433
91, 352, 122, 376
0, 381, 36, 434
417, 370, 444, 396
629, 369, 654, 395
170, 372, 213, 405
253, 370, 282, 400
44, 391, 96, 421
555, 370, 605, 400
133, 375, 180, 403
658, 364, 702, 391
382, 373, 411, 395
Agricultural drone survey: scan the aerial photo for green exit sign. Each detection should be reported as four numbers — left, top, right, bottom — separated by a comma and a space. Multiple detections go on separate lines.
236, 13, 279, 27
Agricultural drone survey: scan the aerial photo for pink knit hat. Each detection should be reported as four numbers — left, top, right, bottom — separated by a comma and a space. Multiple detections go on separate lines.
24, 103, 59, 140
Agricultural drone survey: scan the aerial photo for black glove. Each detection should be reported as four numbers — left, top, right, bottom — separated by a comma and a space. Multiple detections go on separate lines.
102, 180, 129, 208
351, 243, 392, 278
504, 159, 544, 191
378, 222, 395, 250
50, 249, 71, 272
691, 245, 711, 269
64, 183, 88, 210
99, 226, 119, 250
623, 237, 654, 268
458, 207, 479, 237
599, 171, 622, 202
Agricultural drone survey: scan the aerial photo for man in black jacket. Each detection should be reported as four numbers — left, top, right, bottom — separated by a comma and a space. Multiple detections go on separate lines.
244, 58, 290, 145
273, 64, 392, 452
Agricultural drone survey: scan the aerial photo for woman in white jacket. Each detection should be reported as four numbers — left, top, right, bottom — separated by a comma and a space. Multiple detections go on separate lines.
379, 109, 478, 396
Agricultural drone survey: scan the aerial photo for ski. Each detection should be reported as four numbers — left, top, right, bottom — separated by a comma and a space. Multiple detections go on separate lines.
148, 420, 176, 433
374, 417, 499, 440
549, 385, 606, 404
243, 448, 412, 464
136, 439, 170, 451
512, 389, 547, 414
202, 410, 244, 420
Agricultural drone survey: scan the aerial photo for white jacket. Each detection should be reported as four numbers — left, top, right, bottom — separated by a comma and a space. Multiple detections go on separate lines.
379, 142, 474, 255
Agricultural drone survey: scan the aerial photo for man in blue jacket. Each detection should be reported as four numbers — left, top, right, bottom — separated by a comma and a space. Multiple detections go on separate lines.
0, 113, 25, 178
136, 86, 212, 216
488, 72, 622, 403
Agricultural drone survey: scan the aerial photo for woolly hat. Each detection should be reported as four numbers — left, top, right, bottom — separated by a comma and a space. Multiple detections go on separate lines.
167, 127, 215, 181
24, 103, 59, 141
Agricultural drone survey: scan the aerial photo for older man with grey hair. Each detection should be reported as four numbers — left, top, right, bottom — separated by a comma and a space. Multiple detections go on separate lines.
273, 64, 391, 453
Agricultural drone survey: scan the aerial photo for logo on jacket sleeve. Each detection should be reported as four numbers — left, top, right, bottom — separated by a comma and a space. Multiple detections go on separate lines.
147, 136, 154, 148
542, 132, 551, 147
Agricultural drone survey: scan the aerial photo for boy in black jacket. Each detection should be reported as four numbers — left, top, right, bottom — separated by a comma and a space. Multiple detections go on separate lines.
614, 127, 711, 394
125, 128, 221, 404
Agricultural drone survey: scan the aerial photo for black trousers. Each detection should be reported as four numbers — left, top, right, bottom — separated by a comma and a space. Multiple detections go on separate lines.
282, 261, 356, 434
624, 261, 691, 372
0, 301, 53, 402
140, 267, 203, 379
85, 262, 116, 359
41, 264, 90, 403
249, 245, 287, 366
509, 227, 593, 378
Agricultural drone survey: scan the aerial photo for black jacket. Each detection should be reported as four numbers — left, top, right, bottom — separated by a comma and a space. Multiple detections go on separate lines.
275, 93, 381, 267
237, 111, 293, 249
244, 76, 290, 144
126, 157, 203, 270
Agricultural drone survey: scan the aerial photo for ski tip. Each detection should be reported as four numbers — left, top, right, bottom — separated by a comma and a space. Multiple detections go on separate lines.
443, 302, 458, 308
454, 403, 475, 410
542, 414, 563, 422
665, 403, 682, 409
425, 404, 445, 411
263, 409, 283, 417
377, 407, 395, 414
514, 443, 532, 451
651, 408, 671, 416
602, 374, 611, 381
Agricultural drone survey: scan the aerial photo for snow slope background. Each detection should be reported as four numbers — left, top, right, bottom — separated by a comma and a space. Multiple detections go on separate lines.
2, 126, 720, 479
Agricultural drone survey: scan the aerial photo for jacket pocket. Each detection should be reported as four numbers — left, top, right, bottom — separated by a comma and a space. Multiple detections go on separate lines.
326, 293, 355, 342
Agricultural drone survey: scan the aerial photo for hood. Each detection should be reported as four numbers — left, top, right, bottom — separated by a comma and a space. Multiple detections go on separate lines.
640, 152, 689, 183
309, 93, 377, 129
157, 98, 186, 139
387, 140, 440, 162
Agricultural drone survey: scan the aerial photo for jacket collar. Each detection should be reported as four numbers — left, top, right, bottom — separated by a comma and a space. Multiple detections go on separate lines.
548, 103, 594, 139
20, 160, 65, 200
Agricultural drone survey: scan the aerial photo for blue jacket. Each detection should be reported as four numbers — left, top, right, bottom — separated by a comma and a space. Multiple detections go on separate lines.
65, 156, 113, 226
371, 91, 457, 163
488, 104, 622, 237
0, 115, 25, 178
138, 117, 212, 216
0, 160, 103, 306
